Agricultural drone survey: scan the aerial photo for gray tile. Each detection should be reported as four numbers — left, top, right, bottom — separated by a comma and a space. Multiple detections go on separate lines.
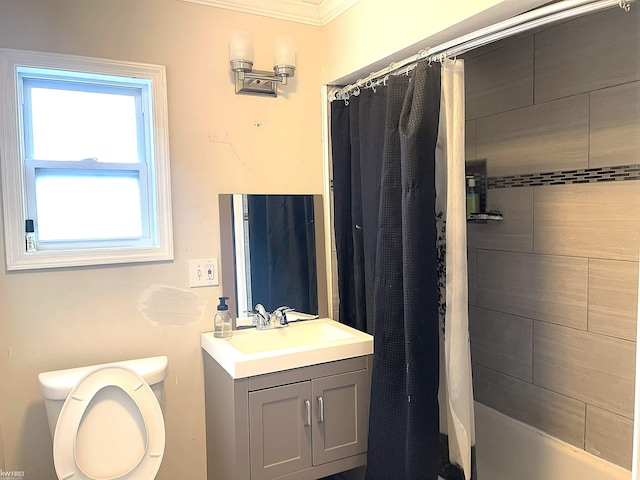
535, 7, 640, 103
473, 364, 586, 448
467, 187, 533, 252
586, 405, 633, 470
590, 81, 640, 168
468, 248, 476, 306
534, 182, 640, 261
477, 95, 589, 177
469, 306, 532, 381
476, 250, 588, 329
465, 120, 476, 161
465, 36, 534, 120
534, 322, 636, 418
589, 259, 639, 341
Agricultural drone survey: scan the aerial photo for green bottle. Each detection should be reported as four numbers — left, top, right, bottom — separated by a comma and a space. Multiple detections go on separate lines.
466, 176, 480, 220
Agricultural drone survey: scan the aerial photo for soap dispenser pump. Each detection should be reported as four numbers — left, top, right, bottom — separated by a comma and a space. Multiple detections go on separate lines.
214, 296, 233, 338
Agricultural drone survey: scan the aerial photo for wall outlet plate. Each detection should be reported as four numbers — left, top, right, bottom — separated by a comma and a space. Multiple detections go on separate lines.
189, 258, 219, 287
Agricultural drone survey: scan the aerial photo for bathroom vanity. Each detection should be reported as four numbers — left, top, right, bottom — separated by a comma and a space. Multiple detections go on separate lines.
201, 318, 373, 480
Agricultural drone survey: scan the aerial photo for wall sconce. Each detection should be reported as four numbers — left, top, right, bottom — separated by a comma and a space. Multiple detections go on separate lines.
229, 30, 296, 97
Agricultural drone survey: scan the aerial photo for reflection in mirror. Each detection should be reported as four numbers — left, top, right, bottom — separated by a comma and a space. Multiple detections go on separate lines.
219, 194, 328, 321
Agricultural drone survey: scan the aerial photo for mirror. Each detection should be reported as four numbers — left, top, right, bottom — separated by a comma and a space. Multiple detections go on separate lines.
219, 194, 329, 321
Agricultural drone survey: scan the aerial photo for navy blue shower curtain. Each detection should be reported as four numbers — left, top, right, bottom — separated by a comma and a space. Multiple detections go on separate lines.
247, 194, 318, 314
331, 61, 442, 479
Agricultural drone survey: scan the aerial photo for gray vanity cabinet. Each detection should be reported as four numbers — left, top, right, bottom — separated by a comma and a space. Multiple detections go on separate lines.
249, 370, 368, 479
203, 353, 372, 480
311, 370, 368, 465
249, 381, 312, 479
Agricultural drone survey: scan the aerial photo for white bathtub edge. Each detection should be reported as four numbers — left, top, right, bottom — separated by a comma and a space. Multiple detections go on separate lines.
474, 402, 631, 480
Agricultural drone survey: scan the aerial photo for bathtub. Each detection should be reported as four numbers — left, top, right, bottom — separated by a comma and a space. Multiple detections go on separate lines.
475, 402, 631, 480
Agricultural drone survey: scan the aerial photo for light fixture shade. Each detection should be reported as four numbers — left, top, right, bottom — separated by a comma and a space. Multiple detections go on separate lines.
273, 36, 295, 67
229, 30, 254, 62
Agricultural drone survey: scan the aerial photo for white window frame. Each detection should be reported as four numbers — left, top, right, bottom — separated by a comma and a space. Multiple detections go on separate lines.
0, 49, 173, 270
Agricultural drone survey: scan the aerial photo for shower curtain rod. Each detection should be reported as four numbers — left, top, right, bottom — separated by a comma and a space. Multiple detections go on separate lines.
330, 0, 636, 102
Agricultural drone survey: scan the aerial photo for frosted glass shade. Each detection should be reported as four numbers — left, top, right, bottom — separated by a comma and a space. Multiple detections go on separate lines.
273, 37, 295, 67
229, 30, 254, 62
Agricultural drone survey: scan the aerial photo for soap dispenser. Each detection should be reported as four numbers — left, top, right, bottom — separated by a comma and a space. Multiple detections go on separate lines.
214, 296, 233, 338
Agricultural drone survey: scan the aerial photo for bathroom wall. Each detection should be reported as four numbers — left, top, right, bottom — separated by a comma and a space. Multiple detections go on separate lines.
0, 283, 5, 472
0, 1, 324, 477
321, 0, 549, 85
0, 420, 4, 471
466, 6, 640, 470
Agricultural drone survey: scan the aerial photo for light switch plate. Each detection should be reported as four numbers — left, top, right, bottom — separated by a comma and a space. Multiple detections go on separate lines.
189, 258, 219, 287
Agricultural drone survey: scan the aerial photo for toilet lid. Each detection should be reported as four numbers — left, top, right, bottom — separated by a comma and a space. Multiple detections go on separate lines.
53, 365, 165, 480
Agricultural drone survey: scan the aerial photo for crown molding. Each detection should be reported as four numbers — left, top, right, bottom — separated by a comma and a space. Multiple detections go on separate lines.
317, 0, 359, 25
182, 0, 359, 26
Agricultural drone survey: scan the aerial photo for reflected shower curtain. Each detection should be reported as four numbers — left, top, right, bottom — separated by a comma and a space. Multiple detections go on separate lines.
247, 195, 318, 314
436, 59, 476, 480
331, 59, 475, 479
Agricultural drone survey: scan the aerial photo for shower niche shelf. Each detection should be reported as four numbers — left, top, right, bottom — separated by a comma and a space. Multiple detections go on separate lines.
465, 159, 502, 224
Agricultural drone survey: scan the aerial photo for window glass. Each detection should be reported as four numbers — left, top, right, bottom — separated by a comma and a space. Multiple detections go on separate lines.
34, 171, 143, 242
26, 80, 140, 163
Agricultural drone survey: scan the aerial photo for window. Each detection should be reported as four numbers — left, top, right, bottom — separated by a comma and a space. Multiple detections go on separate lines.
0, 49, 173, 270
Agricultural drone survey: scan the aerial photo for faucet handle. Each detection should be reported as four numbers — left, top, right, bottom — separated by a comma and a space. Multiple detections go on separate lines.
253, 304, 272, 329
273, 306, 294, 314
273, 306, 294, 326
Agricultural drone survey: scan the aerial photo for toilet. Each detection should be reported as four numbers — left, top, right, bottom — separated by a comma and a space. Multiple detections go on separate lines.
38, 356, 168, 480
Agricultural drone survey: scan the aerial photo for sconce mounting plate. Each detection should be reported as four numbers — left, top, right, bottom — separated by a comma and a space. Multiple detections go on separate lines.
235, 70, 277, 97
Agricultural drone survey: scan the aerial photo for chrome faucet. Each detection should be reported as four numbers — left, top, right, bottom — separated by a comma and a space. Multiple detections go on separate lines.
251, 304, 294, 330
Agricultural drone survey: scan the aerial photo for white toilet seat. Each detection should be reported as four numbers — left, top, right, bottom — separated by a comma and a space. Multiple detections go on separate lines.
53, 365, 165, 480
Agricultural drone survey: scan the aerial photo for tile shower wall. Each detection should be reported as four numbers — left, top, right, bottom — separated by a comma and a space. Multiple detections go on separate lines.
466, 6, 639, 470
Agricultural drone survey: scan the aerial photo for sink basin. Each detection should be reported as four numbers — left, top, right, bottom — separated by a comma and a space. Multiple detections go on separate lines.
201, 318, 373, 378
227, 321, 356, 354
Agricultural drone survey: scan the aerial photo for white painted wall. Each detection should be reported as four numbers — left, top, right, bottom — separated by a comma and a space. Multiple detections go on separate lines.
0, 420, 4, 471
0, 1, 323, 477
321, 0, 550, 84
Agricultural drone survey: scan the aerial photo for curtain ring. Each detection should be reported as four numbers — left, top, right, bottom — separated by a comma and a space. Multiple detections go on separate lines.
619, 0, 630, 11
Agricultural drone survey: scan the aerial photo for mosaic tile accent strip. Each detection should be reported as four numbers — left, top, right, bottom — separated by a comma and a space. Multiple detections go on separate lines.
487, 164, 640, 189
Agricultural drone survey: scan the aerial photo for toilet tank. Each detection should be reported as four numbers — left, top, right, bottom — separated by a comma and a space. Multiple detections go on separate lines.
38, 356, 168, 438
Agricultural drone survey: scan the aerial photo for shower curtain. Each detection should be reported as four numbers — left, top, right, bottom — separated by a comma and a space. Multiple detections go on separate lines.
331, 59, 475, 479
247, 195, 318, 314
436, 59, 475, 480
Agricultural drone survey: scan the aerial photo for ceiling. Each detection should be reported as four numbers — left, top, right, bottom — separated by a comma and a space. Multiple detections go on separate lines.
181, 0, 360, 26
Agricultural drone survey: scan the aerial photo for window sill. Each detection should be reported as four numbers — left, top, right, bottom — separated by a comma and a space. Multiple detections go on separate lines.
6, 244, 173, 271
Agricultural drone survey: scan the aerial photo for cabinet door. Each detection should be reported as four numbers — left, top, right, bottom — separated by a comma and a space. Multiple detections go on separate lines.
249, 381, 312, 479
311, 370, 368, 465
